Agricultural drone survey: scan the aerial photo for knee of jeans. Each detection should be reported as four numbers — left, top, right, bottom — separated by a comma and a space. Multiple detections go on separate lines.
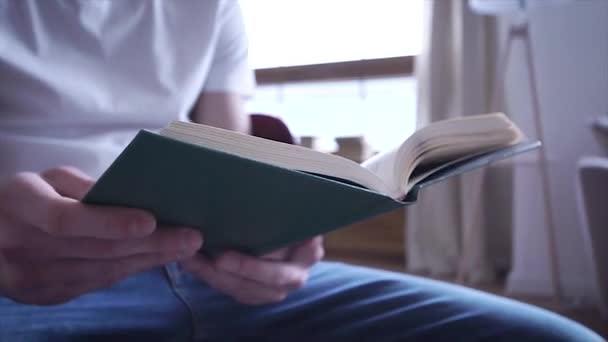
479, 300, 603, 341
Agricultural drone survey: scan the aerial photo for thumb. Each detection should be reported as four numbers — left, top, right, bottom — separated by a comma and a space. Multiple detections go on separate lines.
40, 166, 95, 200
289, 237, 324, 267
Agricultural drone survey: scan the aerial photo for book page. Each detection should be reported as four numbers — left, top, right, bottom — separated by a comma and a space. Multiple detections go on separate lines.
361, 147, 402, 198
159, 113, 522, 200
363, 113, 524, 197
396, 113, 524, 194
160, 121, 394, 196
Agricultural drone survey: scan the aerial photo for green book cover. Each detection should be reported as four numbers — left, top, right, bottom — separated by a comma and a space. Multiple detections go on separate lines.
83, 131, 404, 256
83, 130, 540, 256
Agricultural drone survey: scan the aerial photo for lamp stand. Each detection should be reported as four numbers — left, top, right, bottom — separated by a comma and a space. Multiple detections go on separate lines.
497, 19, 563, 307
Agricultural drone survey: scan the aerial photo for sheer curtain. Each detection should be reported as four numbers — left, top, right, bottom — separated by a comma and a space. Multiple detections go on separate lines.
406, 0, 512, 284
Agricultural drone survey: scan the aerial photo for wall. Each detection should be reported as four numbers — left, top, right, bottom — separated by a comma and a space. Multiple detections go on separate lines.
502, 1, 608, 302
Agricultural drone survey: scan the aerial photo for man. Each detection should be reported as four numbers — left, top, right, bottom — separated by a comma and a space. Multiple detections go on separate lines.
0, 1, 602, 341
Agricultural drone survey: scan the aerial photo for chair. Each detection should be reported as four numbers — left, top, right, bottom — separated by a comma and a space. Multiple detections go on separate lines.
576, 156, 608, 318
250, 114, 295, 145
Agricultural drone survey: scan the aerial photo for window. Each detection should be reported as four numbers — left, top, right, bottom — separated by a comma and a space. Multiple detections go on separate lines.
240, 0, 424, 152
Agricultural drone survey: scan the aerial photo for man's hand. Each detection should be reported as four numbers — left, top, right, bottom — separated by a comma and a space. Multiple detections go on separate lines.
180, 237, 324, 305
0, 166, 203, 305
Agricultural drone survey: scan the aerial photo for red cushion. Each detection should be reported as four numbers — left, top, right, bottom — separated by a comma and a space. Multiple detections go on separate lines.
250, 114, 295, 145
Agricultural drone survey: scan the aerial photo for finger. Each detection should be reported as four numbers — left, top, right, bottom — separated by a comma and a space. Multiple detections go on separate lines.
180, 255, 288, 305
0, 213, 29, 249
0, 218, 202, 260
214, 251, 308, 289
261, 247, 290, 261
31, 227, 203, 260
3, 173, 156, 239
65, 250, 196, 292
3, 249, 196, 305
289, 236, 324, 267
40, 199, 156, 239
40, 166, 95, 200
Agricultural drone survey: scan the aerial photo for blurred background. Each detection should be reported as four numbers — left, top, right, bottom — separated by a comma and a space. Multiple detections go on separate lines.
240, 0, 608, 337
241, 0, 421, 153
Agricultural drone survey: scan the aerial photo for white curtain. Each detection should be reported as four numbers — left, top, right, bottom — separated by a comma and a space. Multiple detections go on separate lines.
406, 0, 513, 284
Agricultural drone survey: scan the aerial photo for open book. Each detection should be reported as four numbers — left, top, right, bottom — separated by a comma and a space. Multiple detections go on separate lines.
160, 113, 528, 200
84, 113, 540, 255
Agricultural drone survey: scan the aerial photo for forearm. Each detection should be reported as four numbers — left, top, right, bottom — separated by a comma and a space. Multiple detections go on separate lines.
190, 92, 250, 134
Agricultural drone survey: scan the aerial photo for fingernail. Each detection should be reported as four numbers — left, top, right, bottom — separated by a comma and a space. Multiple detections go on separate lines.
180, 229, 202, 250
219, 254, 239, 273
129, 215, 154, 235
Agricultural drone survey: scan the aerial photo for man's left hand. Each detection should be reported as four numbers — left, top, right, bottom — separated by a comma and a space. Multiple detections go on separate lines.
179, 236, 324, 305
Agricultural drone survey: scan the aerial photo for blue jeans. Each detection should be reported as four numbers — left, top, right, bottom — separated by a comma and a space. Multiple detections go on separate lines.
0, 262, 602, 341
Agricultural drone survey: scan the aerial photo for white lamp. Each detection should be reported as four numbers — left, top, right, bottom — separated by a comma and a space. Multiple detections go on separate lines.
468, 0, 564, 306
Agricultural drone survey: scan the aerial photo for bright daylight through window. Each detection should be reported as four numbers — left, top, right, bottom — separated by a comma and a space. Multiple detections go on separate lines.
240, 0, 423, 153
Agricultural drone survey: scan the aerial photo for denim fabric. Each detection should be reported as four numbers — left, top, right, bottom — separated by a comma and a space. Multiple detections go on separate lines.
0, 262, 602, 341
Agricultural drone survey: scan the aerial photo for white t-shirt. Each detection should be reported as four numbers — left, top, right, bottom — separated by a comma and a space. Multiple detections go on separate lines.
0, 0, 254, 179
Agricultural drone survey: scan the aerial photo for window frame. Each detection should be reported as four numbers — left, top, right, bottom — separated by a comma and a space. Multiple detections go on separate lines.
254, 56, 415, 85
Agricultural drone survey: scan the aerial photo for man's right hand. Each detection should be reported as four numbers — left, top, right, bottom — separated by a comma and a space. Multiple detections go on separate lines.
0, 166, 203, 305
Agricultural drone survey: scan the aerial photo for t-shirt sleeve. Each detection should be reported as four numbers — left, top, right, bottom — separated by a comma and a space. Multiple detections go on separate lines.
204, 1, 256, 97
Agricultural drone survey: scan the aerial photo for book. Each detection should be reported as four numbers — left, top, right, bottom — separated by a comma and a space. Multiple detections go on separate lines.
83, 113, 540, 256
333, 136, 375, 163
